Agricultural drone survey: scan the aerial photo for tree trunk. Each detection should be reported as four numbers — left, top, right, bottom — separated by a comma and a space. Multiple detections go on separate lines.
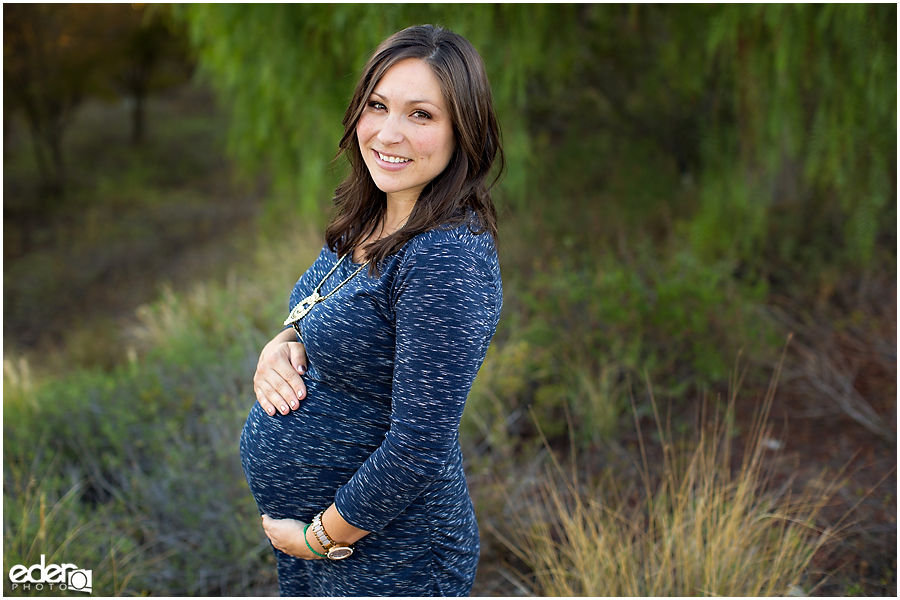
26, 114, 66, 203
47, 119, 66, 200
131, 86, 146, 145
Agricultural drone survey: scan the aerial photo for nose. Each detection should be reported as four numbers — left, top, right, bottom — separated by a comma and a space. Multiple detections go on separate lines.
376, 113, 404, 146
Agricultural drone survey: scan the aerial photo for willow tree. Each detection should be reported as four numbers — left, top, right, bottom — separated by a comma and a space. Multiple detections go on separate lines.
692, 3, 896, 276
181, 4, 895, 279
177, 3, 578, 224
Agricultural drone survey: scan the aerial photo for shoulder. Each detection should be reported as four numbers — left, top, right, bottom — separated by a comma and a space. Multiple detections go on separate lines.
400, 220, 498, 269
389, 223, 503, 322
389, 222, 501, 309
315, 243, 338, 262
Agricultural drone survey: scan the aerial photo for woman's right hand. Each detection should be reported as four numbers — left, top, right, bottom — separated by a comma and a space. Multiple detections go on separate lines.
254, 328, 308, 416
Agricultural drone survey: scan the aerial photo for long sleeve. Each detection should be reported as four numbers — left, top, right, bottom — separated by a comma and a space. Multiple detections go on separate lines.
333, 237, 501, 532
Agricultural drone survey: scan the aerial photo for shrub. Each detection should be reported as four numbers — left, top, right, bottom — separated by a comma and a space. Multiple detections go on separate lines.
2, 228, 321, 595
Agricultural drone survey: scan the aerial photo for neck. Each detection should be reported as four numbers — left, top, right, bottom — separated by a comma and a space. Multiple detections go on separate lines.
354, 195, 415, 263
382, 193, 416, 236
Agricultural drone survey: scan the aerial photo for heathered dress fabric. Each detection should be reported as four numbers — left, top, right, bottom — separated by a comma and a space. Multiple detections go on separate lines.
239, 222, 502, 597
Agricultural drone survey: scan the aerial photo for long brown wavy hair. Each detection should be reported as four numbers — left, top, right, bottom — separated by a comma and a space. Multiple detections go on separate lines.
325, 25, 504, 273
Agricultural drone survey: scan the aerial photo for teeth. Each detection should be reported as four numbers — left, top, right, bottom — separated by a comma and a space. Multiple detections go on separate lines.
378, 151, 410, 164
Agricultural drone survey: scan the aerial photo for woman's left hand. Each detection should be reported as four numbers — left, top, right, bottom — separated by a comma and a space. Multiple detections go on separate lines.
261, 514, 324, 560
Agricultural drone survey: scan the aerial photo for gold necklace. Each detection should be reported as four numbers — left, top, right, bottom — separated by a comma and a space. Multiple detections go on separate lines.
284, 254, 370, 327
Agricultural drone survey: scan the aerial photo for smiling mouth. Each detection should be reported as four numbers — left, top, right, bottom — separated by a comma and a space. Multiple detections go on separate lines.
376, 150, 411, 164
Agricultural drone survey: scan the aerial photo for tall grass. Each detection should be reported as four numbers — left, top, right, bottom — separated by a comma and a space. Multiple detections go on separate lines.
2, 228, 322, 596
3, 450, 150, 596
6, 222, 860, 595
497, 346, 844, 596
4, 181, 871, 595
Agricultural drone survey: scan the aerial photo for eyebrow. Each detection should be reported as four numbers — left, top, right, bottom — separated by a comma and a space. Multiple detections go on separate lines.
371, 91, 440, 109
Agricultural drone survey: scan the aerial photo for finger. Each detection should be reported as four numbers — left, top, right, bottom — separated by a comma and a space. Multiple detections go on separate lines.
255, 378, 293, 415
255, 360, 297, 415
254, 377, 288, 415
275, 367, 305, 407
263, 358, 306, 409
288, 342, 308, 375
255, 387, 279, 417
261, 516, 279, 544
261, 349, 307, 409
267, 368, 303, 412
286, 343, 308, 403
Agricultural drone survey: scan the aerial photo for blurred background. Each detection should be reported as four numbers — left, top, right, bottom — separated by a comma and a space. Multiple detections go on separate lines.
3, 4, 895, 596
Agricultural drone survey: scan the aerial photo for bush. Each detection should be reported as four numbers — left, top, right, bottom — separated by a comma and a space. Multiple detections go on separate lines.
2, 229, 321, 596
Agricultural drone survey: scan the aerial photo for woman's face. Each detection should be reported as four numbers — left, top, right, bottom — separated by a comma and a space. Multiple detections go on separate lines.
356, 58, 455, 206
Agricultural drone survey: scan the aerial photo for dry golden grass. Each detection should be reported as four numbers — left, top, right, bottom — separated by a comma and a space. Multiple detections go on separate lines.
496, 343, 848, 596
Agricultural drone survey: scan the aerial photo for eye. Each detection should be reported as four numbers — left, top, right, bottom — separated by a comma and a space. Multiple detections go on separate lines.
411, 109, 432, 120
367, 100, 386, 111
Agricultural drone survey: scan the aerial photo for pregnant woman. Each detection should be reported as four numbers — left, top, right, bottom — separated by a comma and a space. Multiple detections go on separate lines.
239, 24, 504, 596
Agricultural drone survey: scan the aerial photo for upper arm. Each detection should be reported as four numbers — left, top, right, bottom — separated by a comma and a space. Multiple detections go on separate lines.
388, 240, 501, 457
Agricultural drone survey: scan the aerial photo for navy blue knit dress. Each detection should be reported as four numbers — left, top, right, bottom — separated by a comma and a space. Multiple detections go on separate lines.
239, 222, 502, 596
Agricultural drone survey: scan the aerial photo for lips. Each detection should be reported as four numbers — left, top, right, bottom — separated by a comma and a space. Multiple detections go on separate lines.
376, 150, 411, 164
372, 149, 412, 171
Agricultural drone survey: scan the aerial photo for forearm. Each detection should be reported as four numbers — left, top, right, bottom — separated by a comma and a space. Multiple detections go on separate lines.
334, 430, 455, 532
299, 503, 370, 559
322, 503, 370, 546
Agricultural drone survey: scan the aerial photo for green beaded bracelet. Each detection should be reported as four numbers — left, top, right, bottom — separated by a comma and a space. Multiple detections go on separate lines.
303, 523, 327, 559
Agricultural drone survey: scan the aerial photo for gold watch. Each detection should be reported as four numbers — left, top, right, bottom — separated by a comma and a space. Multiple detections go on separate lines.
312, 511, 355, 560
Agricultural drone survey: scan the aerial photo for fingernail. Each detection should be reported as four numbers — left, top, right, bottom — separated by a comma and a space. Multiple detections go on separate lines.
267, 408, 275, 415
298, 365, 306, 375
298, 389, 305, 399
290, 400, 297, 408
281, 405, 288, 414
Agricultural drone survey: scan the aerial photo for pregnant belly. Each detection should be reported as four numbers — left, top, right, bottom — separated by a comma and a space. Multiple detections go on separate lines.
239, 381, 387, 518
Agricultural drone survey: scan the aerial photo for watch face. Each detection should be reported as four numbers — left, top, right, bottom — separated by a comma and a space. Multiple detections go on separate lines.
328, 546, 353, 560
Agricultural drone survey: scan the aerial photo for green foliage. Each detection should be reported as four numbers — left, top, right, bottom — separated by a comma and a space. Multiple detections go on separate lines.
462, 226, 780, 461
3, 457, 148, 597
695, 3, 897, 275
4, 307, 260, 594
517, 3, 896, 285
3, 226, 321, 595
516, 244, 774, 392
176, 4, 579, 225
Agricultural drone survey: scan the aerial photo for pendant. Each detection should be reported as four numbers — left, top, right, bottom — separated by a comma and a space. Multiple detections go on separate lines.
284, 291, 321, 326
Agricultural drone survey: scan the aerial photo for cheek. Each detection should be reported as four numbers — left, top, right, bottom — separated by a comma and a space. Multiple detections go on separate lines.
417, 130, 455, 164
356, 115, 375, 146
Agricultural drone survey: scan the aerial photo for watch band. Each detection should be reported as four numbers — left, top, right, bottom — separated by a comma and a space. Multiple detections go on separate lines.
312, 511, 336, 551
311, 510, 355, 560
